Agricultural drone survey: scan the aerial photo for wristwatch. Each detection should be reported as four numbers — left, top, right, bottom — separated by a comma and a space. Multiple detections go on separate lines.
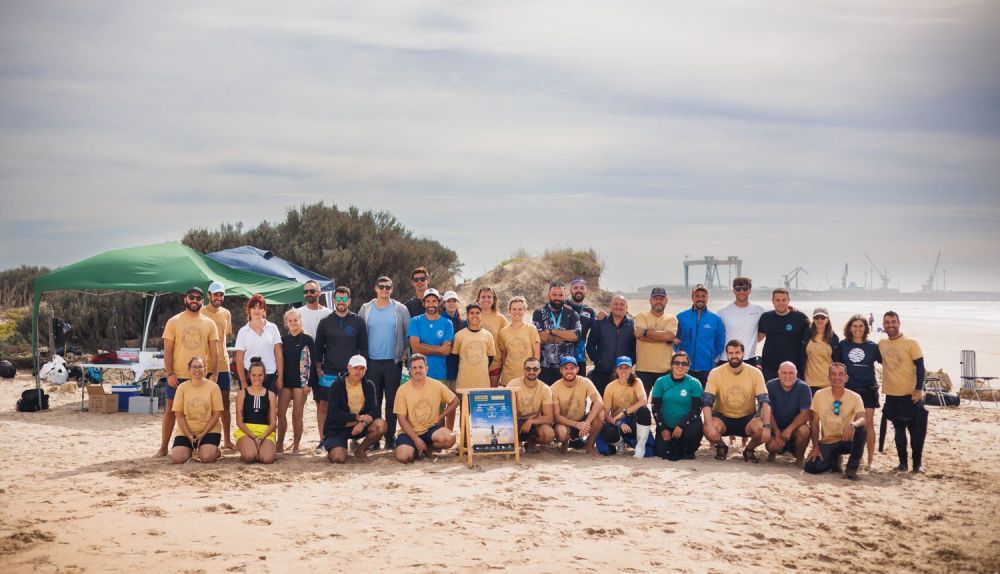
762, 423, 772, 429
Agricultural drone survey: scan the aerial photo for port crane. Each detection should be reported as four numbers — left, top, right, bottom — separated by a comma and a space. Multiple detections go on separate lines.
683, 256, 743, 290
782, 267, 808, 291
864, 252, 891, 290
922, 251, 943, 291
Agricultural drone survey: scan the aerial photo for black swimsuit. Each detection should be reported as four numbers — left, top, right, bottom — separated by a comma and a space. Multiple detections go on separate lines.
243, 388, 270, 425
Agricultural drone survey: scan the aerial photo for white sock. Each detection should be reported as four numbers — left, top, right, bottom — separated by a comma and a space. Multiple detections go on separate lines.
633, 424, 651, 459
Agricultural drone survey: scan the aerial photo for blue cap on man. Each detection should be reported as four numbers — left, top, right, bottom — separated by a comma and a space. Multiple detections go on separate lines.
559, 356, 578, 366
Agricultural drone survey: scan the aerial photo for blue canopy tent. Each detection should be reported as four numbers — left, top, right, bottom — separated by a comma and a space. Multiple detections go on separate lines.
206, 246, 335, 305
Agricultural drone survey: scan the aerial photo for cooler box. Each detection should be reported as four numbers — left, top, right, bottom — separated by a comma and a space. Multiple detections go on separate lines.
111, 384, 140, 411
128, 395, 158, 414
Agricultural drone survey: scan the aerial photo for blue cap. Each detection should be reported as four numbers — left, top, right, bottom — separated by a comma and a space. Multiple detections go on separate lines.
559, 356, 578, 366
615, 356, 633, 368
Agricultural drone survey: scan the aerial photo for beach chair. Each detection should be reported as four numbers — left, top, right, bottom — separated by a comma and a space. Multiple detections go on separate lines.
960, 350, 997, 409
922, 372, 949, 407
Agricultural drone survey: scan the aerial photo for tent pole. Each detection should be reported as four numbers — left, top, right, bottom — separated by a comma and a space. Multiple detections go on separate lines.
141, 294, 158, 351
31, 290, 42, 409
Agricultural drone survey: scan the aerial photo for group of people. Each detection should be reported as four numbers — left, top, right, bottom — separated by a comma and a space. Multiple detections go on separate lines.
155, 270, 929, 479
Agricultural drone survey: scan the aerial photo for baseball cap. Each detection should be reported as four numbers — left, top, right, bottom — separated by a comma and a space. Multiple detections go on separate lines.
812, 307, 830, 318
615, 356, 633, 368
559, 356, 578, 366
443, 290, 459, 302
692, 284, 708, 294
571, 278, 587, 286
186, 286, 204, 296
423, 288, 441, 301
208, 281, 225, 294
348, 355, 367, 368
650, 287, 667, 298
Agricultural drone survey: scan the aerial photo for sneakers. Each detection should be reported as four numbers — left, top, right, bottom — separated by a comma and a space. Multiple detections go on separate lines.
568, 438, 587, 450
314, 442, 326, 456
844, 468, 860, 481
895, 462, 909, 472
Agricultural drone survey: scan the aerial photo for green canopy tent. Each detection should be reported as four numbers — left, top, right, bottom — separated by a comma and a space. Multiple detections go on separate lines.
31, 242, 306, 397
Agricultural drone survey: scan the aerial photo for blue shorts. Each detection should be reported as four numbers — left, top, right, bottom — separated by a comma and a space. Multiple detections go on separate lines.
216, 372, 232, 392
395, 425, 442, 449
164, 379, 189, 401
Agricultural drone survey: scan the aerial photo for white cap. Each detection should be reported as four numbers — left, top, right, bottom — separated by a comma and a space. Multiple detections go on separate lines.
423, 288, 441, 301
208, 281, 225, 294
348, 355, 367, 368
443, 290, 459, 301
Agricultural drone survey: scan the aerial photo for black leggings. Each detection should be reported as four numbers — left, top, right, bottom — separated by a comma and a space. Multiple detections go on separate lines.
367, 360, 402, 438
599, 406, 652, 443
655, 418, 704, 461
893, 409, 928, 468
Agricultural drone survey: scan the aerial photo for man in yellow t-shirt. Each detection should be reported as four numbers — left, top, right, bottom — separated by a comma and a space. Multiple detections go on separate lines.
506, 357, 555, 451
702, 340, 771, 463
452, 303, 497, 390
393, 354, 459, 464
632, 287, 679, 394
551, 356, 604, 456
201, 281, 235, 449
878, 311, 928, 473
805, 363, 867, 480
157, 287, 220, 457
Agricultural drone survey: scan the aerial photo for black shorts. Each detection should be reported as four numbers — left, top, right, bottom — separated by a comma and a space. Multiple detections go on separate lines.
312, 384, 329, 403
519, 424, 539, 442
322, 424, 370, 451
394, 425, 442, 449
848, 385, 880, 409
282, 378, 305, 390
263, 373, 279, 395
883, 395, 923, 421
714, 414, 754, 438
173, 432, 222, 449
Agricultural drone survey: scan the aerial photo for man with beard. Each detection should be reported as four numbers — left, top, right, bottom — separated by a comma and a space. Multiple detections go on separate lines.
358, 276, 411, 450
567, 278, 599, 367
407, 289, 455, 382
298, 280, 332, 339
156, 286, 220, 457
702, 340, 772, 463
201, 281, 235, 449
505, 357, 556, 452
805, 363, 867, 480
314, 286, 368, 454
675, 284, 725, 387
758, 288, 810, 382
878, 311, 928, 473
403, 266, 431, 320
393, 354, 459, 463
717, 277, 765, 367
585, 295, 636, 395
633, 287, 679, 395
551, 356, 605, 456
533, 282, 582, 385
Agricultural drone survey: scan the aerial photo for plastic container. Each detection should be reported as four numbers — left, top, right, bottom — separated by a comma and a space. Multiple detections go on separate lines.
111, 384, 141, 411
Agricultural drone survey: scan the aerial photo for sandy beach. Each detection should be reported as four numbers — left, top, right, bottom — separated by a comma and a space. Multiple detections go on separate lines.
1, 367, 998, 574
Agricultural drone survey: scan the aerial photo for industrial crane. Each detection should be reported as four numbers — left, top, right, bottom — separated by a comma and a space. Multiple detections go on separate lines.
864, 252, 891, 290
841, 263, 848, 289
782, 267, 808, 291
922, 251, 942, 291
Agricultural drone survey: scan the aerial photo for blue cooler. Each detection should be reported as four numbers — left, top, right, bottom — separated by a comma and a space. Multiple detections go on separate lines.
111, 385, 141, 412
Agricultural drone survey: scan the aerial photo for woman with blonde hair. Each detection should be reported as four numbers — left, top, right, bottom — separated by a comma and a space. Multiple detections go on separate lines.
279, 308, 314, 454
497, 296, 540, 386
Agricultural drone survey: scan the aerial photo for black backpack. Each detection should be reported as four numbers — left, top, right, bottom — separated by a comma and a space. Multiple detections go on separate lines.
16, 388, 49, 412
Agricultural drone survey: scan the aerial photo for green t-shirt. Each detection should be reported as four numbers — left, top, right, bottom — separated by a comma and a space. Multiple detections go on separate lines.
650, 374, 703, 428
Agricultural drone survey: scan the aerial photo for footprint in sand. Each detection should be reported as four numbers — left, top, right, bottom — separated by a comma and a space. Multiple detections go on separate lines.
133, 506, 167, 517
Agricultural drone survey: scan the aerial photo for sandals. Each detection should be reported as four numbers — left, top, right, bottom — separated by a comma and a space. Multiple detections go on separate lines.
714, 442, 729, 461
742, 447, 760, 464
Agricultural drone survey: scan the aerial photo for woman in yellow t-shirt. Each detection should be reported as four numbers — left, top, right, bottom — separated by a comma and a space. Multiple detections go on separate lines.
801, 308, 841, 393
235, 357, 278, 464
170, 356, 224, 464
598, 357, 654, 458
477, 287, 509, 387
497, 296, 541, 386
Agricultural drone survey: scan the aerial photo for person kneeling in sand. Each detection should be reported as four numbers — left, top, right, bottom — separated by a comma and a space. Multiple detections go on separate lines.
323, 355, 386, 463
805, 363, 867, 480
599, 356, 654, 458
169, 357, 223, 464
702, 340, 771, 462
393, 354, 459, 464
235, 357, 278, 464
764, 361, 812, 466
506, 357, 555, 452
650, 351, 704, 461
551, 356, 605, 456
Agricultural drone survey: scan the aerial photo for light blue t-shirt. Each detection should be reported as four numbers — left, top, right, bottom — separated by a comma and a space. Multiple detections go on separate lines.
406, 314, 455, 380
367, 304, 398, 360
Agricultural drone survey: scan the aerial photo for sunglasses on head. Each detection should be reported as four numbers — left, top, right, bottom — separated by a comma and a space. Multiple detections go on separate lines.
334, 296, 350, 303
833, 400, 842, 416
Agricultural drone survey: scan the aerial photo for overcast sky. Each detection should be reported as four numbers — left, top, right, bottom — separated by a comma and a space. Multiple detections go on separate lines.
2, 1, 998, 293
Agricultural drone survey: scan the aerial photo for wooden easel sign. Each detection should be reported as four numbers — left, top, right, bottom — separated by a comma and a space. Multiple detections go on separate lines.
459, 388, 520, 466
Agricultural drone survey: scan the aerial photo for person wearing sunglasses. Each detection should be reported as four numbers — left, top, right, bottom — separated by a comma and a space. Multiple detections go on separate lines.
314, 286, 368, 455
157, 286, 220, 457
716, 277, 765, 368
805, 363, 867, 480
358, 276, 411, 450
505, 357, 555, 452
403, 266, 431, 320
651, 351, 704, 461
764, 361, 813, 466
298, 280, 331, 339
702, 340, 771, 462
